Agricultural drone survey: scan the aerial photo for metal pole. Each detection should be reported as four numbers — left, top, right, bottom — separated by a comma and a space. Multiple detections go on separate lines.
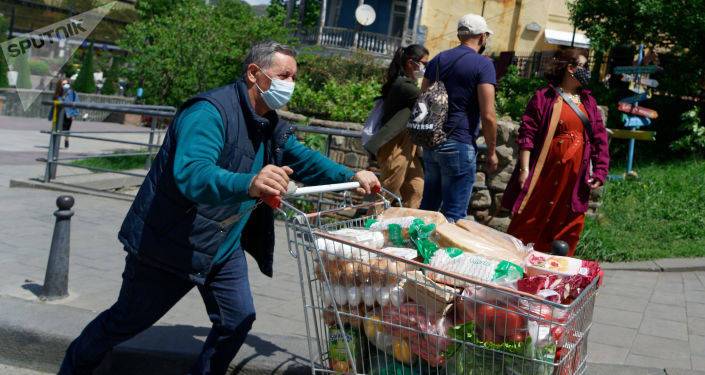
626, 138, 636, 174
412, 0, 423, 43
326, 134, 333, 158
570, 24, 576, 47
318, 0, 327, 45
45, 107, 64, 182
145, 116, 157, 169
401, 0, 413, 44
41, 195, 75, 301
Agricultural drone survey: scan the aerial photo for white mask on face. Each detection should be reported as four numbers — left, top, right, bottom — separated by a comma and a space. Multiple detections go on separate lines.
413, 61, 426, 80
62, 83, 70, 90
254, 66, 295, 110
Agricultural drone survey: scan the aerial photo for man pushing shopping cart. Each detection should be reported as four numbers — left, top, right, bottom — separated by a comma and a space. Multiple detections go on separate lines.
58, 41, 380, 375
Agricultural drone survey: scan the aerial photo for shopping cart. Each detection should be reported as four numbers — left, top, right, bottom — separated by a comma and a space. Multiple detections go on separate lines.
270, 182, 599, 375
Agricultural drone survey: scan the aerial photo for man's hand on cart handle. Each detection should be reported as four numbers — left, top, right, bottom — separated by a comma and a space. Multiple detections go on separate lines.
248, 165, 293, 198
353, 170, 381, 195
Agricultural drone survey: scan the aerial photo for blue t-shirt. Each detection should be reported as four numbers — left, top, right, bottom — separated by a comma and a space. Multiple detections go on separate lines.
424, 45, 497, 145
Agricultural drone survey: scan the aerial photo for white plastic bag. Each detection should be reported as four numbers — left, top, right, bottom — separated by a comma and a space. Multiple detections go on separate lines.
361, 98, 384, 147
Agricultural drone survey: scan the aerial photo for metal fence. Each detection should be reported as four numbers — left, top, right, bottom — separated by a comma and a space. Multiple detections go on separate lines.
40, 101, 176, 184
40, 101, 364, 195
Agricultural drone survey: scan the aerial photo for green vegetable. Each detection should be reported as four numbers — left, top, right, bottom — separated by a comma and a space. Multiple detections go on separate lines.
445, 322, 556, 375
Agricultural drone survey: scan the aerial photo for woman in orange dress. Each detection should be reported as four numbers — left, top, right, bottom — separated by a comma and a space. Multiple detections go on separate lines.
502, 49, 610, 256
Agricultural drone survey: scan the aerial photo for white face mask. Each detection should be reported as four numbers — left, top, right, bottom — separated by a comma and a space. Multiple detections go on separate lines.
62, 83, 70, 90
413, 61, 425, 80
255, 66, 295, 110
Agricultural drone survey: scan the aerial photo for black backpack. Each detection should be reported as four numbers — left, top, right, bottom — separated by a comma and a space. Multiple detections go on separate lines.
406, 52, 470, 148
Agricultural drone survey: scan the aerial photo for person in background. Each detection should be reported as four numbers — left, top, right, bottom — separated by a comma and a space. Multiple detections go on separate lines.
419, 14, 499, 222
502, 49, 610, 256
365, 44, 429, 208
49, 78, 80, 148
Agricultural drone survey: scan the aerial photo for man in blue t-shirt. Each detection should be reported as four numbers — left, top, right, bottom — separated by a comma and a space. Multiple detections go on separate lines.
420, 13, 499, 222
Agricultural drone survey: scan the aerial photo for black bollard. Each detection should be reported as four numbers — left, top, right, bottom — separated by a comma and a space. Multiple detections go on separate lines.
551, 240, 570, 256
41, 195, 75, 300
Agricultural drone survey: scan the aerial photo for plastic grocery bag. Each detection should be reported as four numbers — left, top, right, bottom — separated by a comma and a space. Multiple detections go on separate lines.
362, 99, 385, 147
435, 220, 532, 266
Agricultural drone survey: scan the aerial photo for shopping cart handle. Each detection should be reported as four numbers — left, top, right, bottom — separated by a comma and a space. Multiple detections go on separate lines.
262, 194, 282, 209
262, 182, 381, 209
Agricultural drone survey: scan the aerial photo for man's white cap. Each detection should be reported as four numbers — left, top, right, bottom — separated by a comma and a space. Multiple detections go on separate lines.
457, 13, 493, 36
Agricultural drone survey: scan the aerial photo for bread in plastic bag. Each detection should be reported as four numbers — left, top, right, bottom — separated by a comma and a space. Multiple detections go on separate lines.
435, 220, 530, 266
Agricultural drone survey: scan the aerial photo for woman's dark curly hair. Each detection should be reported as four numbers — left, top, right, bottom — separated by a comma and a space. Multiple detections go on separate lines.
545, 48, 586, 85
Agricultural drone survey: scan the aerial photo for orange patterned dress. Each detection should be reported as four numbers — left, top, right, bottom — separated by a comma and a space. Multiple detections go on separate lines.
507, 101, 587, 256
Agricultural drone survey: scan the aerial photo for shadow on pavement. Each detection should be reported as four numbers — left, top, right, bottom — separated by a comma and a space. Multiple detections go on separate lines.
94, 324, 310, 375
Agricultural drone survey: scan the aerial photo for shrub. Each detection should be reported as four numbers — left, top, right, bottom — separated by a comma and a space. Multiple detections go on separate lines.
496, 66, 545, 121
15, 53, 32, 89
671, 106, 705, 155
288, 78, 380, 123
296, 52, 385, 90
29, 60, 50, 75
119, 0, 293, 107
0, 16, 8, 88
74, 42, 97, 93
101, 57, 121, 96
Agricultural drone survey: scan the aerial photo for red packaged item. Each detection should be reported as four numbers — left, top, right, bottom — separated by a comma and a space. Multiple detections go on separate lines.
381, 304, 451, 366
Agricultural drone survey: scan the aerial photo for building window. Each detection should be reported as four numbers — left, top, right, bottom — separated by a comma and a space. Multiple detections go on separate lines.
327, 0, 343, 27
388, 0, 408, 37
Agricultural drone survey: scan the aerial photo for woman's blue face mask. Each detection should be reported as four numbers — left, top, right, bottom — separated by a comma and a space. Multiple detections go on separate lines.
255, 66, 295, 110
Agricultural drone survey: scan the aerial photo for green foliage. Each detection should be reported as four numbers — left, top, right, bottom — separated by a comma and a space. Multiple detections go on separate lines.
60, 0, 98, 13
74, 42, 97, 93
135, 0, 189, 19
284, 53, 384, 122
15, 53, 32, 89
101, 57, 121, 95
576, 158, 705, 261
297, 53, 385, 90
72, 152, 149, 171
569, 0, 705, 97
119, 0, 293, 107
671, 106, 705, 154
495, 66, 545, 121
288, 78, 380, 123
29, 60, 50, 76
300, 132, 327, 153
0, 16, 9, 88
267, 0, 321, 30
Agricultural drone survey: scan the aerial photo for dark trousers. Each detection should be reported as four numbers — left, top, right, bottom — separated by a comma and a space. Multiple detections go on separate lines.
59, 249, 256, 375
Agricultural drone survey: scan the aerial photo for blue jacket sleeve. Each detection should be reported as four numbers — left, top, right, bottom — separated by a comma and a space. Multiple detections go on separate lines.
282, 135, 355, 185
173, 101, 256, 205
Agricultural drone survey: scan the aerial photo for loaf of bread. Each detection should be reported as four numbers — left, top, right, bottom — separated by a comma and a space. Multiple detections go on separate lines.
435, 221, 528, 266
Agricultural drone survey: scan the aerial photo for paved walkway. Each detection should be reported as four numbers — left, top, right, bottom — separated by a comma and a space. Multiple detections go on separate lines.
1, 117, 705, 374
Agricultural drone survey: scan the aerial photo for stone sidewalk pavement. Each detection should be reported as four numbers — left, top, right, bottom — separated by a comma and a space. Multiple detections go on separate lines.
1, 136, 705, 374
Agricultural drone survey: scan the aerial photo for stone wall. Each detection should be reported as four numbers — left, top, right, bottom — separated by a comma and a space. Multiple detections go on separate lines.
470, 119, 518, 231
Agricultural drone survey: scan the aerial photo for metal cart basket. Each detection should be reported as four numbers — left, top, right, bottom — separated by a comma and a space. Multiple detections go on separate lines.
273, 182, 598, 375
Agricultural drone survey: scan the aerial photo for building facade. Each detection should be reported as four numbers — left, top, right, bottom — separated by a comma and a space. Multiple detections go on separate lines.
311, 0, 589, 61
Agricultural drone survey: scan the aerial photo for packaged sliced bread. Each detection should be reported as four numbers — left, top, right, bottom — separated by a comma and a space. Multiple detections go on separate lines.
376, 207, 448, 227
435, 221, 529, 266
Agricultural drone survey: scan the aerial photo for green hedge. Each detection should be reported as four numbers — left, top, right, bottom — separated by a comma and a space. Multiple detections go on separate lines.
289, 78, 381, 123
496, 66, 545, 121
29, 60, 50, 75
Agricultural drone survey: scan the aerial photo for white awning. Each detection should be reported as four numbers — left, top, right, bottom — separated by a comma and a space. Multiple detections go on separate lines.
544, 28, 590, 49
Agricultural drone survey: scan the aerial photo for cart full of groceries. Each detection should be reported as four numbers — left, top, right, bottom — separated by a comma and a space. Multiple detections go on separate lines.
276, 183, 601, 375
